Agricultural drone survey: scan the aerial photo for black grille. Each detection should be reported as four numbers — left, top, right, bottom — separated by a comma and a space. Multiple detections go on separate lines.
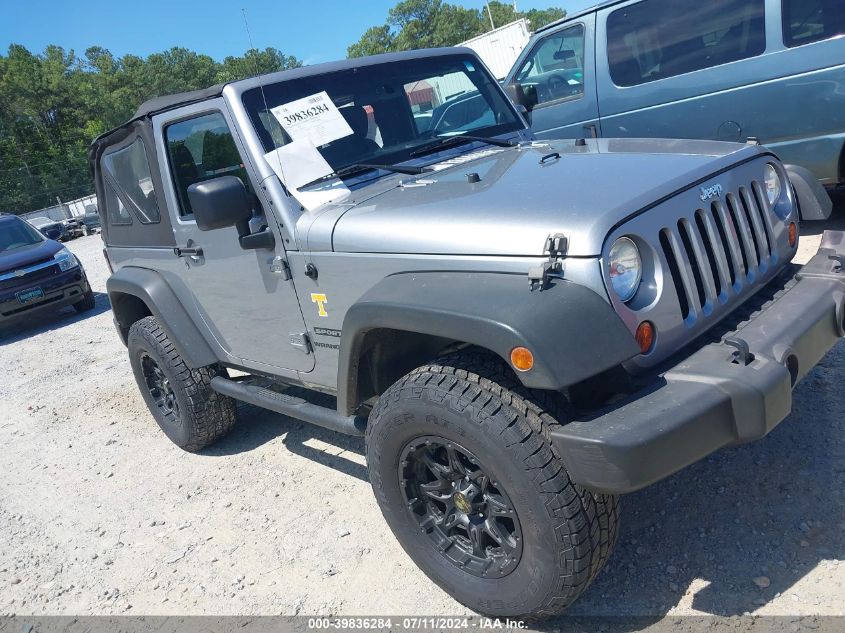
0, 259, 59, 291
659, 180, 777, 322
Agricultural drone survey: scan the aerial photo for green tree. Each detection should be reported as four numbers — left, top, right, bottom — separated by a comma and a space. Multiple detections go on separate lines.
0, 44, 302, 214
484, 1, 518, 29
347, 1, 566, 57
347, 25, 396, 58
217, 47, 302, 83
523, 7, 567, 30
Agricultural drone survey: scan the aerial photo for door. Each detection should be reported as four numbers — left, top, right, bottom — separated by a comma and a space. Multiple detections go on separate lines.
505, 14, 601, 139
153, 101, 314, 373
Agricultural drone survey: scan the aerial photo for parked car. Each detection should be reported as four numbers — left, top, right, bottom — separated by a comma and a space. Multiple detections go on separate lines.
503, 0, 845, 187
27, 216, 67, 241
429, 89, 496, 134
61, 217, 84, 239
79, 207, 102, 235
0, 213, 95, 324
91, 48, 840, 619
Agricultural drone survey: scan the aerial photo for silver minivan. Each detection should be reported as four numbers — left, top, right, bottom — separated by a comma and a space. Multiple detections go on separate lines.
503, 0, 845, 187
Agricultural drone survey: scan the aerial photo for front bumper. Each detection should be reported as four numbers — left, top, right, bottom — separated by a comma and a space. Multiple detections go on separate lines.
551, 231, 845, 494
0, 265, 90, 323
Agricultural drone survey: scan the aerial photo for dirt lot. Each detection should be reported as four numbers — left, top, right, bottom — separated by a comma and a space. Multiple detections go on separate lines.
1, 203, 844, 623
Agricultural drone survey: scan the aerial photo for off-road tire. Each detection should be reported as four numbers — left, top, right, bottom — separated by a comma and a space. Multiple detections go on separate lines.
366, 350, 619, 619
128, 316, 236, 451
73, 290, 96, 313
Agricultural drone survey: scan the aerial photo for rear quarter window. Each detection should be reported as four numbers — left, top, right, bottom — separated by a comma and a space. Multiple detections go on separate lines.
102, 137, 161, 225
783, 0, 845, 47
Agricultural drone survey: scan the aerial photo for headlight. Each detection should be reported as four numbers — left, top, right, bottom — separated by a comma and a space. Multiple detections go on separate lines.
764, 163, 782, 206
608, 237, 642, 302
54, 248, 79, 272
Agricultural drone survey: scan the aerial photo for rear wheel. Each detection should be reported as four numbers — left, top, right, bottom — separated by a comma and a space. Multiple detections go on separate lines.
366, 351, 619, 619
128, 316, 236, 451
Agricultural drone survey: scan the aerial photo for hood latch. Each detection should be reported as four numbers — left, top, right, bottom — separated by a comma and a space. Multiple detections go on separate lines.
528, 233, 567, 291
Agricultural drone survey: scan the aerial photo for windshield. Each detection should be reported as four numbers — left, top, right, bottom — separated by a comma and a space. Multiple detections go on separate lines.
242, 54, 523, 178
0, 218, 45, 253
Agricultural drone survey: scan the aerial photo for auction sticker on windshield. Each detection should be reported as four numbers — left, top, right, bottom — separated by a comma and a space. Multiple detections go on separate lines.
264, 139, 351, 212
270, 92, 353, 147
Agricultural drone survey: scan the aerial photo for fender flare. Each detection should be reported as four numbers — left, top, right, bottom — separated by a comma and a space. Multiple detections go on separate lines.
785, 164, 833, 222
107, 267, 218, 368
337, 271, 640, 415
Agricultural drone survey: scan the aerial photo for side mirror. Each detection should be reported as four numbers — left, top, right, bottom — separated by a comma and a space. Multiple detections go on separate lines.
187, 176, 252, 232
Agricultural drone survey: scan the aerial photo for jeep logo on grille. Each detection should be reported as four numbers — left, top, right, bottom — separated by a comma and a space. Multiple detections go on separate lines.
699, 183, 724, 201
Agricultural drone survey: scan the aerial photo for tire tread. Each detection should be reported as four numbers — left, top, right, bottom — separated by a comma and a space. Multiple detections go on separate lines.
129, 316, 236, 452
367, 349, 619, 618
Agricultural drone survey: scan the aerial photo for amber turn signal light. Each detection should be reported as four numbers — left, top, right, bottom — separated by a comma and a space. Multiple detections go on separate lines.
636, 321, 655, 354
510, 347, 534, 372
788, 222, 798, 248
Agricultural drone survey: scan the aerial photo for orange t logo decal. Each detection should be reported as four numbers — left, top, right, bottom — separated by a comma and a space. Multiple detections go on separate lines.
310, 293, 328, 317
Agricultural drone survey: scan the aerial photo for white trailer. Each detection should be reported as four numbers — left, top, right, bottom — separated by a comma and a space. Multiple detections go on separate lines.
459, 19, 531, 80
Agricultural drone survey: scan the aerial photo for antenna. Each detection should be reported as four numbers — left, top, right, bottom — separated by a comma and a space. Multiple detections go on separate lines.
241, 8, 288, 188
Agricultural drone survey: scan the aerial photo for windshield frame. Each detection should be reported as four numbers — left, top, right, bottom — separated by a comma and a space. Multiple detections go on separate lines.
0, 216, 46, 253
241, 53, 526, 185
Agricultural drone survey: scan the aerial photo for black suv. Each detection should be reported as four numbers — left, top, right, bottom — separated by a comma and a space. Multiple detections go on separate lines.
0, 213, 95, 324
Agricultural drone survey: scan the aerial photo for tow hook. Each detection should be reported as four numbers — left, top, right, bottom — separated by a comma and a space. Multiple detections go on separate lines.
725, 337, 755, 366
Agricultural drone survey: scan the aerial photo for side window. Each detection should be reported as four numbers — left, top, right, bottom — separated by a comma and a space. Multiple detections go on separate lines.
513, 25, 586, 107
607, 0, 766, 87
164, 112, 250, 217
102, 137, 161, 224
783, 0, 845, 47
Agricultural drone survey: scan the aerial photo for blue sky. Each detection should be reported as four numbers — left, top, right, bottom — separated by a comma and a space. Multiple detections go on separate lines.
2, 0, 596, 64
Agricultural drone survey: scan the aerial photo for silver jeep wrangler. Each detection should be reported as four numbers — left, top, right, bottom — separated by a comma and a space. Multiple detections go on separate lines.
91, 48, 844, 618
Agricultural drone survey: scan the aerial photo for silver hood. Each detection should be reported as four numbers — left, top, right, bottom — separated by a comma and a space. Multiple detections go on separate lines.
316, 138, 768, 257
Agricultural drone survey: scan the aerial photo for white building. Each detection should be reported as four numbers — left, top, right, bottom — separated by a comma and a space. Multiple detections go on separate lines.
459, 18, 531, 80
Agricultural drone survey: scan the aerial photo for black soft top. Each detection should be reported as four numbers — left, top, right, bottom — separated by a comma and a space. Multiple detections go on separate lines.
131, 83, 226, 121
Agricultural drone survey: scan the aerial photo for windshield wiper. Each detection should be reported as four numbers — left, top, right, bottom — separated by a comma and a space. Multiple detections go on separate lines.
410, 134, 517, 158
298, 163, 432, 190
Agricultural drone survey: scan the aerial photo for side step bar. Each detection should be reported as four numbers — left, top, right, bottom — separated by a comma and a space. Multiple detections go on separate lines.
210, 376, 367, 437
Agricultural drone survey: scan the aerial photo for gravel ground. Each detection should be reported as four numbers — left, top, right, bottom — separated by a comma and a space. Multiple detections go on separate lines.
1, 201, 844, 624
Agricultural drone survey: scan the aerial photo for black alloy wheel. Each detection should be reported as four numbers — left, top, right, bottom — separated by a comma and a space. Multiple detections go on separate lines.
400, 436, 523, 578
140, 352, 180, 421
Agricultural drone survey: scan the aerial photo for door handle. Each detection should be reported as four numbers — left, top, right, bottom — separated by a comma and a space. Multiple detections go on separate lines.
174, 246, 203, 258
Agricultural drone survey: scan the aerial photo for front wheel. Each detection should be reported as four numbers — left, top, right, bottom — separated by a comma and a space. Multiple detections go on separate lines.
366, 352, 619, 619
128, 316, 236, 451
73, 290, 96, 313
